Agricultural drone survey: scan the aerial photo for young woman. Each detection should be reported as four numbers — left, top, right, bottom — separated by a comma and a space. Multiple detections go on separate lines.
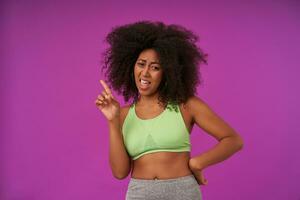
95, 21, 243, 200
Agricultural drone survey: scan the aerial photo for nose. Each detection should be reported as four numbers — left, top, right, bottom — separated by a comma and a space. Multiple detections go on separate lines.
141, 65, 150, 76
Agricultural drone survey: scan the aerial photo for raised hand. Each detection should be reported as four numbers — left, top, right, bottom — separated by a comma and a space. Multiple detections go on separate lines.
95, 80, 120, 121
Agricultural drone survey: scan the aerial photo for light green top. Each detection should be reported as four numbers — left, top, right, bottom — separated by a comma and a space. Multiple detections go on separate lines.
122, 102, 191, 160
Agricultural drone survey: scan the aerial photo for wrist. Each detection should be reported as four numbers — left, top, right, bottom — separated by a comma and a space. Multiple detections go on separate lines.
108, 117, 120, 127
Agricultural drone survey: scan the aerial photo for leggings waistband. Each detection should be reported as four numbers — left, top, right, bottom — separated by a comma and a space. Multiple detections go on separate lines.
129, 174, 196, 184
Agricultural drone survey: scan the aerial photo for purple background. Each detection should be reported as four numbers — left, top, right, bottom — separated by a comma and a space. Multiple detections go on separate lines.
1, 1, 299, 199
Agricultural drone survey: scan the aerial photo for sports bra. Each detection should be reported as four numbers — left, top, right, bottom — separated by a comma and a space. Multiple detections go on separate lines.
122, 102, 191, 160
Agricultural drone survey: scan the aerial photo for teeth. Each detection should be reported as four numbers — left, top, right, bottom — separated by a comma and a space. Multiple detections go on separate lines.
141, 79, 150, 84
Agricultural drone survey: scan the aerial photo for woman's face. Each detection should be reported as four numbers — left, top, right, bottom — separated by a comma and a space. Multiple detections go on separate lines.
134, 48, 163, 96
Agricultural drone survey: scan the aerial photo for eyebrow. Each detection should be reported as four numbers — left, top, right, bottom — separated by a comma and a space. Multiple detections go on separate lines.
137, 59, 160, 64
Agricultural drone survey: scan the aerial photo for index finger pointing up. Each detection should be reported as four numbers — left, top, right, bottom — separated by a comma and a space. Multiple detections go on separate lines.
99, 80, 112, 95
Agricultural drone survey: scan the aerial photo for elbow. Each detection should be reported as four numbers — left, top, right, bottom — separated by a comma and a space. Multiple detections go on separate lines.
235, 135, 244, 150
109, 157, 132, 180
113, 173, 129, 180
221, 133, 244, 150
112, 166, 131, 180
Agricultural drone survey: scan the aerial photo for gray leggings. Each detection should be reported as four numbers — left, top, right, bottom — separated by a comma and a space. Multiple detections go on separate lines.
125, 174, 202, 200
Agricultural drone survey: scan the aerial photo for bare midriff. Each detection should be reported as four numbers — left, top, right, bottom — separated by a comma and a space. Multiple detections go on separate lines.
131, 151, 193, 180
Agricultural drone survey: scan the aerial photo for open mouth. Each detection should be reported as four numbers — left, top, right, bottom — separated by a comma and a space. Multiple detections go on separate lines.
140, 79, 151, 85
139, 79, 151, 89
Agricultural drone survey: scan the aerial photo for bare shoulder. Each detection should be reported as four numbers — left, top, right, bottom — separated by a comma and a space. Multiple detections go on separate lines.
178, 95, 208, 124
183, 95, 208, 114
184, 95, 240, 141
184, 95, 220, 123
178, 100, 194, 133
120, 104, 131, 114
120, 104, 132, 127
180, 96, 207, 117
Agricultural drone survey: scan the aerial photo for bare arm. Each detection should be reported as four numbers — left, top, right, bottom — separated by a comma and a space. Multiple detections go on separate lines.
95, 80, 132, 180
108, 117, 131, 179
187, 96, 244, 171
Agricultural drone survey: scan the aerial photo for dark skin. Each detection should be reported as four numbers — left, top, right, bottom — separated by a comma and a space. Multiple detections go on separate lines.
120, 101, 208, 185
95, 49, 243, 185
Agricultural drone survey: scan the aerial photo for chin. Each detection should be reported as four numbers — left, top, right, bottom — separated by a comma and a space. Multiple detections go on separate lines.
138, 89, 152, 95
139, 89, 159, 97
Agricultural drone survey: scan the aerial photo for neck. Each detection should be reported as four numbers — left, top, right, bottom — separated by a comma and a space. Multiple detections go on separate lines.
137, 93, 162, 107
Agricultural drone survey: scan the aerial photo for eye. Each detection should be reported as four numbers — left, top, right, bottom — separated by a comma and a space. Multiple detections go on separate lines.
152, 66, 160, 71
137, 63, 145, 67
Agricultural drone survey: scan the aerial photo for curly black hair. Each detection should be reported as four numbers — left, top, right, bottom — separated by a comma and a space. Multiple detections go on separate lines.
101, 20, 208, 110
